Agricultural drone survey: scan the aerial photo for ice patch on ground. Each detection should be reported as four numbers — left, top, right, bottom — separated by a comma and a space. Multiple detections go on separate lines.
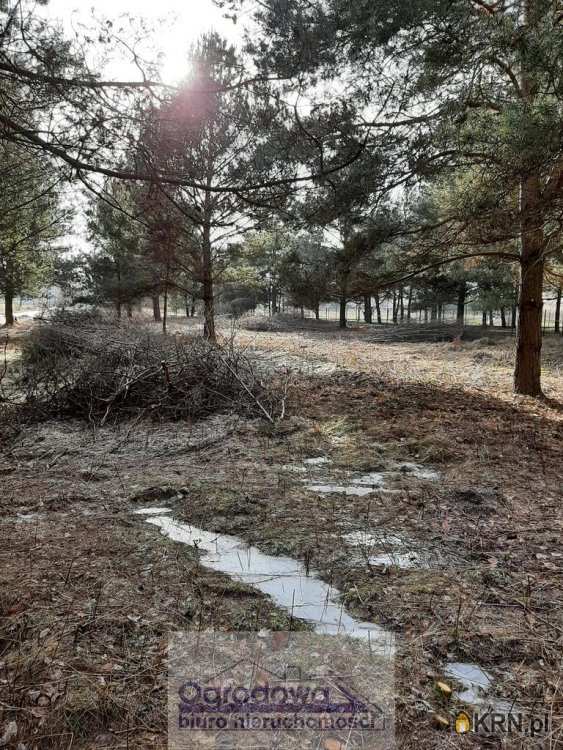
368, 552, 422, 569
444, 662, 516, 712
144, 515, 390, 642
344, 531, 405, 547
397, 462, 441, 480
307, 483, 377, 497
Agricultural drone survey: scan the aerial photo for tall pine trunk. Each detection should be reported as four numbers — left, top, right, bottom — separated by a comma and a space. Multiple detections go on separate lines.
514, 1, 545, 396
363, 294, 372, 323
202, 223, 216, 342
162, 282, 168, 335
514, 174, 544, 396
374, 293, 382, 324
152, 295, 161, 322
555, 287, 561, 334
456, 281, 466, 324
4, 287, 14, 326
338, 267, 350, 329
339, 295, 347, 328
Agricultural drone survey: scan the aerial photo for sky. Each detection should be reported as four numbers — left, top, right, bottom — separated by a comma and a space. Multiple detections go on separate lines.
43, 0, 242, 83
38, 0, 244, 251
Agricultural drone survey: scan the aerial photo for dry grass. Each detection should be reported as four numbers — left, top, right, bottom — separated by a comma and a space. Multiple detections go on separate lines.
229, 323, 563, 407
1, 317, 562, 749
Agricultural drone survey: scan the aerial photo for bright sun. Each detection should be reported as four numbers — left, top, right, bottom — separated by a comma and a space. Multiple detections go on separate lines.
44, 0, 240, 83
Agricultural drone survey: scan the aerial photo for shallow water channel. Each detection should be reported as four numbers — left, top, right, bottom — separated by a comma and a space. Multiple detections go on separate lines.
143, 510, 387, 642
139, 510, 513, 709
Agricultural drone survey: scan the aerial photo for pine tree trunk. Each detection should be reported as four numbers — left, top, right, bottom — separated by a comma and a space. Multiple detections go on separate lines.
489, 310, 494, 327
555, 287, 561, 334
456, 281, 466, 324
339, 295, 347, 329
162, 282, 168, 335
514, 174, 544, 396
4, 287, 14, 326
374, 293, 382, 324
152, 295, 161, 322
185, 294, 191, 319
363, 294, 372, 323
399, 288, 405, 321
407, 287, 413, 320
314, 302, 320, 320
202, 224, 216, 342
116, 301, 122, 319
514, 3, 545, 396
500, 307, 507, 328
126, 303, 133, 319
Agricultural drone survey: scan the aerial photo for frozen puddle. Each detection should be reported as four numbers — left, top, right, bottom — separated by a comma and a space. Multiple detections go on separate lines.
146, 515, 388, 641
445, 663, 516, 713
307, 472, 386, 497
368, 552, 421, 569
133, 507, 173, 515
307, 483, 377, 497
344, 531, 425, 569
344, 531, 405, 547
303, 456, 331, 466
303, 463, 438, 497
397, 463, 440, 481
281, 456, 330, 473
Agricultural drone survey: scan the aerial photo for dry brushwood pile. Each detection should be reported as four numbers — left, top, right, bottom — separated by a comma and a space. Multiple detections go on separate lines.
241, 315, 512, 344
17, 315, 283, 424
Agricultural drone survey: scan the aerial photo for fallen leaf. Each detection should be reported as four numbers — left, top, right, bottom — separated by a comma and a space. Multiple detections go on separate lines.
433, 713, 450, 729
436, 681, 452, 697
6, 603, 26, 617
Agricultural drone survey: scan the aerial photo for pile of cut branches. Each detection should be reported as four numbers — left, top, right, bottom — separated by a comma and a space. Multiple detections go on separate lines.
19, 315, 284, 424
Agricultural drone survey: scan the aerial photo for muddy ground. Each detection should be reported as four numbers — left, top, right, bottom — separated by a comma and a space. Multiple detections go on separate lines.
0, 320, 562, 749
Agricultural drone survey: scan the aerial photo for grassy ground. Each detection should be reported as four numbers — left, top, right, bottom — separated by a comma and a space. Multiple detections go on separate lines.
1, 317, 561, 749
